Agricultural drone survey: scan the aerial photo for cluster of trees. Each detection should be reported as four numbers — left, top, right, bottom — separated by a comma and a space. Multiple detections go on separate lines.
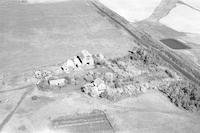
160, 81, 200, 111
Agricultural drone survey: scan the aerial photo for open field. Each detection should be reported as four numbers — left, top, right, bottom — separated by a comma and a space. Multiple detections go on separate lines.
0, 0, 134, 77
0, 0, 200, 133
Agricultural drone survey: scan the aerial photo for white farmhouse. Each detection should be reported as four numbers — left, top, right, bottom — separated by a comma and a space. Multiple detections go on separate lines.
81, 50, 94, 67
73, 56, 82, 69
61, 59, 75, 73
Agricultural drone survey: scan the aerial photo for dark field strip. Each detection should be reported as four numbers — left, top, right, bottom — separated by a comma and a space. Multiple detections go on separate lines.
160, 38, 191, 49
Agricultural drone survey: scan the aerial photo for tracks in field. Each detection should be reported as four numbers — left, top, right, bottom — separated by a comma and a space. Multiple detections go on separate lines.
52, 110, 114, 133
0, 84, 33, 93
0, 85, 35, 132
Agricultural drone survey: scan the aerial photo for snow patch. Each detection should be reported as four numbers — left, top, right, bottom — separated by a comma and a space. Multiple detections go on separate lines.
99, 0, 161, 22
160, 4, 200, 34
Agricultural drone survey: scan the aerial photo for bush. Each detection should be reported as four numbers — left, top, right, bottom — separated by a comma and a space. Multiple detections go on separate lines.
159, 80, 200, 111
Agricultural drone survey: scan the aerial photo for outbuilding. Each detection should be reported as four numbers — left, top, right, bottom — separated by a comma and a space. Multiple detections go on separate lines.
48, 78, 66, 87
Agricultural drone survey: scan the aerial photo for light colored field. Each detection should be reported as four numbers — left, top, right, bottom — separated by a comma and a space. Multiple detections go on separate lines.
160, 4, 200, 34
99, 0, 161, 22
98, 0, 200, 35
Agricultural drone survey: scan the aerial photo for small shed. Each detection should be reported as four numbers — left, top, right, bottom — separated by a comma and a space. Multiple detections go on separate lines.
48, 78, 66, 87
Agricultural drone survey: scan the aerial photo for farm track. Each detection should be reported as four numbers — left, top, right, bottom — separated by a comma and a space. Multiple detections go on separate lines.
0, 85, 35, 132
90, 0, 200, 86
0, 84, 34, 93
